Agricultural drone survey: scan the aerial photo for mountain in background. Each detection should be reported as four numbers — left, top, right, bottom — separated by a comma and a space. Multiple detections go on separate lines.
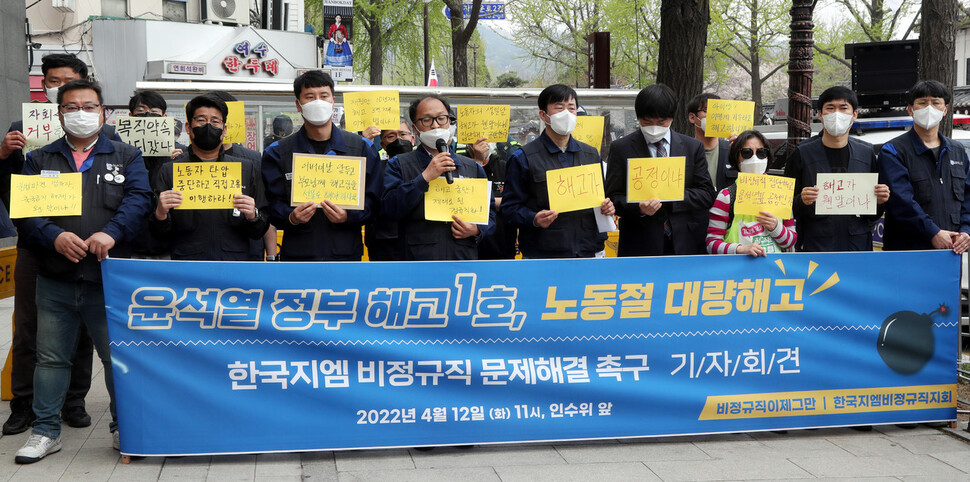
478, 23, 537, 84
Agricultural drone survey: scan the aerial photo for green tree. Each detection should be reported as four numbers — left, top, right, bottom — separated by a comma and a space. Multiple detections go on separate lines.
709, 0, 790, 117
602, 0, 662, 88
442, 0, 484, 86
493, 72, 526, 88
505, 0, 604, 86
355, 0, 421, 85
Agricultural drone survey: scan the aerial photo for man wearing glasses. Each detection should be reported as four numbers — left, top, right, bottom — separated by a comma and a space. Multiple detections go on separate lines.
382, 95, 495, 260
150, 95, 269, 260
784, 86, 889, 252
13, 79, 151, 463
0, 54, 113, 438
879, 80, 970, 253
261, 70, 382, 261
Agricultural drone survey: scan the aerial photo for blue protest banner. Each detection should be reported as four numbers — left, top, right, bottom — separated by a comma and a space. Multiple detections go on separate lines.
102, 251, 959, 456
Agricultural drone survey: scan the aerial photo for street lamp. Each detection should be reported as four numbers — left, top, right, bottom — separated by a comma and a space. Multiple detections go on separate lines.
424, 0, 432, 86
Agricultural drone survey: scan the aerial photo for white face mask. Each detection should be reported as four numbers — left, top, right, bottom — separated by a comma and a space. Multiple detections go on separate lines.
418, 127, 451, 150
300, 99, 334, 126
739, 155, 768, 175
821, 111, 853, 137
448, 123, 457, 142
62, 111, 102, 138
545, 109, 577, 136
640, 124, 668, 144
699, 117, 707, 133
912, 105, 945, 130
45, 85, 60, 103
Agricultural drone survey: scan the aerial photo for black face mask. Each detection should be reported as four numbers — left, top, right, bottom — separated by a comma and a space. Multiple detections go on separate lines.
384, 138, 414, 158
192, 124, 224, 151
132, 112, 162, 118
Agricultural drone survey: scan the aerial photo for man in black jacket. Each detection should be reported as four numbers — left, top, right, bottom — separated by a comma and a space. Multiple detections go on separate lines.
151, 95, 269, 260
785, 86, 889, 252
605, 84, 715, 256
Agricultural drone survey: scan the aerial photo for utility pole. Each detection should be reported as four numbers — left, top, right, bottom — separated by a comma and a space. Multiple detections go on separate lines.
787, 1, 815, 156
471, 42, 479, 87
423, 0, 431, 85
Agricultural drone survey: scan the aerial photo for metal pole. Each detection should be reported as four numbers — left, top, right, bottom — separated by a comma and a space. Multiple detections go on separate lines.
472, 43, 478, 87
423, 2, 430, 86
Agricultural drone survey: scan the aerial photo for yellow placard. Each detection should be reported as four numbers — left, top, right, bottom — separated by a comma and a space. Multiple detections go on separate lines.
734, 173, 795, 219
705, 99, 755, 138
626, 157, 686, 202
572, 116, 605, 149
424, 178, 490, 224
343, 90, 401, 132
546, 163, 605, 214
9, 172, 81, 218
815, 173, 878, 216
291, 154, 365, 209
224, 101, 246, 144
698, 384, 956, 420
173, 162, 242, 210
115, 116, 176, 157
22, 103, 63, 153
457, 105, 511, 144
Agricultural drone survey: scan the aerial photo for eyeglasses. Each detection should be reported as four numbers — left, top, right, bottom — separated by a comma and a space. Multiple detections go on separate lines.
60, 103, 101, 113
415, 114, 455, 128
192, 115, 224, 128
741, 147, 770, 159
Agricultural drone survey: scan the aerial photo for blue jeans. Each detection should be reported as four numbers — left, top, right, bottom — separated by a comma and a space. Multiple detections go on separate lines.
32, 275, 117, 439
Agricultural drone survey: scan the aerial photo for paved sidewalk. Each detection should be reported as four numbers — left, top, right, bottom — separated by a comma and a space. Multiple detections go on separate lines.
0, 296, 967, 481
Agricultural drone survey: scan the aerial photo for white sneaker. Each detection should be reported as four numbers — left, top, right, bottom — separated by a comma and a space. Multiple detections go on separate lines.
112, 430, 120, 451
15, 433, 61, 464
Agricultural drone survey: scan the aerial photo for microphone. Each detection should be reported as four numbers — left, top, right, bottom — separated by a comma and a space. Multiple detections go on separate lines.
436, 138, 454, 184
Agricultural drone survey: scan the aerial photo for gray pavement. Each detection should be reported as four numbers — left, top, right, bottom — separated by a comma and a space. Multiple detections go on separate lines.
0, 296, 967, 481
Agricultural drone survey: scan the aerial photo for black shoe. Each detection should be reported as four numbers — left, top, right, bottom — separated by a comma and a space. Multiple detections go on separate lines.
3, 408, 36, 435
61, 405, 91, 428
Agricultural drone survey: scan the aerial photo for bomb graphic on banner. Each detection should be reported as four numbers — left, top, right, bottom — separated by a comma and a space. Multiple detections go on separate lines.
877, 304, 947, 375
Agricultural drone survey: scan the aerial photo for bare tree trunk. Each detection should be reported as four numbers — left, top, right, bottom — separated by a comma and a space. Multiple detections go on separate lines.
750, 1, 762, 121
920, 0, 958, 137
656, 0, 710, 136
787, 1, 815, 156
367, 17, 383, 85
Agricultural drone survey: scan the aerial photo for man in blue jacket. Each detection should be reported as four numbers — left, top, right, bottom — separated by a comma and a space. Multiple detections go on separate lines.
261, 71, 382, 261
13, 80, 151, 463
878, 80, 970, 253
785, 86, 890, 251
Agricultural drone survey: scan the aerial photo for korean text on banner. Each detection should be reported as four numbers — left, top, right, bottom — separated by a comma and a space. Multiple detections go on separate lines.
9, 172, 81, 218
735, 173, 795, 219
102, 250, 959, 456
223, 101, 246, 144
626, 157, 686, 202
705, 99, 756, 138
290, 154, 365, 210
815, 173, 878, 216
572, 116, 605, 150
457, 105, 511, 144
343, 91, 400, 132
22, 103, 64, 153
547, 163, 605, 213
115, 116, 176, 157
173, 162, 242, 210
424, 178, 490, 224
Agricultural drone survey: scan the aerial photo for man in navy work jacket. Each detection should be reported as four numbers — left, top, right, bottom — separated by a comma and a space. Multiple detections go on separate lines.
785, 85, 890, 251
151, 95, 269, 260
605, 84, 715, 256
0, 53, 115, 436
382, 95, 496, 260
502, 84, 614, 258
13, 80, 151, 464
261, 71, 382, 261
878, 80, 970, 254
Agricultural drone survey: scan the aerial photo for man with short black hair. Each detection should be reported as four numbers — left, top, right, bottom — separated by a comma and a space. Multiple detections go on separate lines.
785, 85, 889, 251
879, 80, 970, 253
605, 83, 714, 256
687, 93, 734, 191
262, 71, 382, 260
0, 54, 104, 436
502, 84, 614, 258
150, 95, 269, 260
14, 79, 151, 463
382, 94, 495, 260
